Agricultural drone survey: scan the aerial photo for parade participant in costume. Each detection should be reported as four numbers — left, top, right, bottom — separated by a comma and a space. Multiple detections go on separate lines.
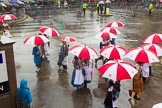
95, 38, 110, 67
104, 79, 121, 108
43, 34, 50, 61
71, 56, 85, 89
129, 62, 144, 100
142, 63, 151, 82
32, 45, 42, 73
57, 40, 69, 70
82, 59, 94, 87
17, 79, 32, 108
2, 21, 12, 37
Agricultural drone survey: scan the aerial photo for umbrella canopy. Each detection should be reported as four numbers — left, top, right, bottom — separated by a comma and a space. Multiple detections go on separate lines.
0, 14, 16, 21
61, 36, 77, 42
152, 103, 162, 108
124, 47, 159, 63
143, 33, 162, 44
100, 45, 127, 60
69, 45, 98, 60
98, 60, 138, 81
98, 0, 105, 4
95, 32, 117, 39
141, 44, 162, 57
107, 21, 125, 28
39, 26, 59, 37
101, 27, 121, 35
24, 35, 49, 45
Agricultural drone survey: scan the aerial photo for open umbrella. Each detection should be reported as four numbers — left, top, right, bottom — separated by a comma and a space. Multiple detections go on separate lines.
107, 21, 124, 28
95, 32, 117, 39
69, 45, 98, 60
0, 14, 16, 21
124, 47, 159, 63
101, 27, 121, 35
98, 0, 105, 4
98, 60, 138, 81
39, 26, 59, 37
143, 33, 162, 44
141, 44, 162, 56
100, 45, 127, 60
61, 36, 77, 42
152, 103, 162, 108
24, 35, 49, 45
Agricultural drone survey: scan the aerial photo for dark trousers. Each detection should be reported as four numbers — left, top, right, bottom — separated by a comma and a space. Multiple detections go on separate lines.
83, 8, 86, 16
149, 9, 152, 15
97, 7, 99, 14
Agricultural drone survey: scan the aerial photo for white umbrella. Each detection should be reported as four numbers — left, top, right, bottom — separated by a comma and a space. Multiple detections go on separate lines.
152, 103, 162, 108
98, 1, 105, 4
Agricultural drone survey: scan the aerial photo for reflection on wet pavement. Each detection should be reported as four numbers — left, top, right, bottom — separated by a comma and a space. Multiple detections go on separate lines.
13, 8, 162, 108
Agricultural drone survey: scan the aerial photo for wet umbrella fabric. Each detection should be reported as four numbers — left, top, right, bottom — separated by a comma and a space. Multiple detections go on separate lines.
100, 27, 121, 35
24, 35, 49, 45
152, 103, 162, 108
124, 47, 159, 63
95, 32, 117, 39
100, 45, 127, 60
61, 36, 77, 42
143, 33, 162, 44
107, 21, 124, 28
39, 26, 59, 37
98, 60, 138, 81
141, 44, 162, 56
98, 0, 105, 4
69, 45, 98, 60
0, 14, 16, 21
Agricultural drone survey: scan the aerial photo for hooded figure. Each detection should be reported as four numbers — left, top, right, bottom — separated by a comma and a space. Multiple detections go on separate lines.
17, 79, 32, 107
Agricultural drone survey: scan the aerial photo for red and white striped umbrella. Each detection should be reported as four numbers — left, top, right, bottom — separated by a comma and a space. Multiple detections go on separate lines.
100, 45, 127, 60
125, 47, 159, 63
143, 33, 162, 44
100, 27, 121, 35
106, 21, 124, 28
61, 36, 77, 42
0, 14, 16, 21
98, 60, 138, 81
141, 44, 162, 57
39, 26, 59, 37
69, 45, 98, 60
24, 35, 49, 45
95, 32, 117, 39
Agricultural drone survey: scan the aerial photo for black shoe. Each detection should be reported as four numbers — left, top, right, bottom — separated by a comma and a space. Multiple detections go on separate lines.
129, 90, 132, 97
133, 96, 141, 100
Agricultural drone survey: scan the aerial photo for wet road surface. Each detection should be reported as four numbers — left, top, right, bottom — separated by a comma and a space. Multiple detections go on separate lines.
12, 8, 162, 108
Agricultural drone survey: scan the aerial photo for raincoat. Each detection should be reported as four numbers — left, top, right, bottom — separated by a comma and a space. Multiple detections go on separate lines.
32, 46, 42, 67
17, 79, 32, 107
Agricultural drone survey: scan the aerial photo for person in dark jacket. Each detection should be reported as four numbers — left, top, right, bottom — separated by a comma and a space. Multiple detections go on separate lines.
17, 79, 32, 108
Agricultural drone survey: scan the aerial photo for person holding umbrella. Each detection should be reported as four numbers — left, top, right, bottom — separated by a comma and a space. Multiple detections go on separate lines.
32, 44, 42, 73
2, 21, 12, 38
57, 40, 69, 70
95, 38, 110, 67
71, 56, 85, 89
129, 62, 144, 100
